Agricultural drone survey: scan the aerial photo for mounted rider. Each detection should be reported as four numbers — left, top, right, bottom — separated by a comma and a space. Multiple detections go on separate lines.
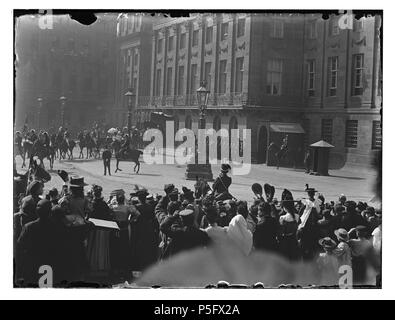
212, 164, 234, 201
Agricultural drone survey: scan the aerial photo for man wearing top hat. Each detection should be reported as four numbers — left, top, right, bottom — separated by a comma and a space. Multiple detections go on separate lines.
212, 164, 233, 201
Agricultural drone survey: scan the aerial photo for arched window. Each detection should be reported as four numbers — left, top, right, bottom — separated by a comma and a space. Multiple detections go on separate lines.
229, 116, 238, 130
185, 115, 192, 129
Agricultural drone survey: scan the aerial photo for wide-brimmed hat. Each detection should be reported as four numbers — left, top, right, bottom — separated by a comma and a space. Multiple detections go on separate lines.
319, 237, 337, 250
305, 184, 317, 193
179, 208, 194, 217
69, 176, 88, 187
221, 164, 231, 173
182, 186, 194, 195
334, 228, 349, 242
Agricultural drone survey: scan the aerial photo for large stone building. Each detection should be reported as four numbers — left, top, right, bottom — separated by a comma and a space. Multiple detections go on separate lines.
115, 13, 381, 168
15, 13, 118, 132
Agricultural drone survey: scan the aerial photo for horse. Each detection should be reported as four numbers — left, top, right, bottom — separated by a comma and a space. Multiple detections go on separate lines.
59, 138, 76, 160
268, 142, 289, 169
194, 178, 212, 200
114, 148, 143, 174
20, 139, 33, 168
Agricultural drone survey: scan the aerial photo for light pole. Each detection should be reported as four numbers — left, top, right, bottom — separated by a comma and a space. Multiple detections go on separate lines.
125, 89, 135, 138
59, 96, 67, 127
37, 97, 43, 130
185, 81, 213, 181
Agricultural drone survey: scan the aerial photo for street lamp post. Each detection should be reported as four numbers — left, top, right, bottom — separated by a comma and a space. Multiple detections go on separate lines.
125, 89, 135, 138
37, 97, 43, 130
185, 81, 213, 181
59, 96, 67, 127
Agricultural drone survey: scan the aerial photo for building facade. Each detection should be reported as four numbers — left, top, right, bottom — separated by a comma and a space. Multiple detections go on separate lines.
15, 14, 118, 132
119, 13, 381, 168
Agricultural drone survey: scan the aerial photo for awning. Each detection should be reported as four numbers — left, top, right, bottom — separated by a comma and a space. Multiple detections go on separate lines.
269, 122, 305, 134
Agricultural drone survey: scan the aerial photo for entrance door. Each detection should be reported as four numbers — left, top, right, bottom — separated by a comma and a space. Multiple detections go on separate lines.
257, 126, 268, 164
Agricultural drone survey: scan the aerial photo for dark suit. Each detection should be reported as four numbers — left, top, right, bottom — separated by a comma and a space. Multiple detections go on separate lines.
102, 149, 112, 175
160, 215, 209, 257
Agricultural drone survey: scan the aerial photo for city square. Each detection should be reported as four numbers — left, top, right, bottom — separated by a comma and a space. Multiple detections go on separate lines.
13, 11, 382, 289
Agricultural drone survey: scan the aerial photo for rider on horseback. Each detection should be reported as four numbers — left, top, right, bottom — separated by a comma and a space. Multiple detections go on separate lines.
212, 164, 234, 201
120, 133, 131, 158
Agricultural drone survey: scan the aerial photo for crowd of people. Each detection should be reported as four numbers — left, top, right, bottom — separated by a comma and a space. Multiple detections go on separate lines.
13, 158, 382, 288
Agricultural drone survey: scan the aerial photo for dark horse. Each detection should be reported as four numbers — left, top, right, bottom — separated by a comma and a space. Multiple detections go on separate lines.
114, 148, 143, 174
268, 142, 289, 169
13, 156, 51, 212
59, 138, 76, 160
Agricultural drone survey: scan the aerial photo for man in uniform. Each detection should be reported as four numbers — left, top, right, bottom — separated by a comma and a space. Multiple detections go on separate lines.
102, 145, 112, 176
212, 164, 233, 201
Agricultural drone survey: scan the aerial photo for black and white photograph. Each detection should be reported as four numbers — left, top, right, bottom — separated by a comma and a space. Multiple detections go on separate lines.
8, 4, 387, 298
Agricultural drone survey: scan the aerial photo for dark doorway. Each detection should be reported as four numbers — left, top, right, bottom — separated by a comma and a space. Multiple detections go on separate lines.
257, 126, 268, 163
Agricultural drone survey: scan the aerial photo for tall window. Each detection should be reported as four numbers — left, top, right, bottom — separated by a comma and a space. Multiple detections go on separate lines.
352, 54, 364, 96
177, 66, 185, 95
205, 26, 213, 44
157, 39, 163, 54
221, 22, 229, 41
190, 64, 198, 94
192, 30, 199, 47
204, 62, 212, 89
328, 56, 338, 97
270, 20, 284, 39
308, 20, 317, 39
321, 119, 333, 144
237, 18, 246, 37
345, 120, 358, 148
330, 17, 340, 36
219, 60, 227, 94
166, 67, 173, 96
179, 33, 186, 49
235, 57, 244, 93
266, 59, 283, 95
134, 52, 139, 66
307, 59, 316, 97
155, 69, 162, 96
372, 121, 382, 150
168, 36, 174, 52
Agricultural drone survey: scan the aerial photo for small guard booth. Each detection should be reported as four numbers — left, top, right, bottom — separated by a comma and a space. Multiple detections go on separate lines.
309, 140, 334, 176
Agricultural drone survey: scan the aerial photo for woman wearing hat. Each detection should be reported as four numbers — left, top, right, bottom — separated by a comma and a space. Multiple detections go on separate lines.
333, 228, 352, 269
317, 237, 339, 286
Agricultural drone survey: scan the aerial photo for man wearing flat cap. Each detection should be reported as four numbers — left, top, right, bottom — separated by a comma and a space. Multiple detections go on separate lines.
160, 208, 209, 257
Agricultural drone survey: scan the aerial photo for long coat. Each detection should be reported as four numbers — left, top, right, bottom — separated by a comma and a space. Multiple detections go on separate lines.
131, 202, 159, 271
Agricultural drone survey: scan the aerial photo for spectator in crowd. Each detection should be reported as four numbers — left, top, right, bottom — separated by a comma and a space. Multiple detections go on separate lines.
160, 208, 209, 257
227, 204, 253, 256
254, 202, 279, 254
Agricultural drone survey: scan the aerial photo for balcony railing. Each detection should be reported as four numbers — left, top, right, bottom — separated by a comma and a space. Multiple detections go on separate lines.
137, 92, 248, 108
